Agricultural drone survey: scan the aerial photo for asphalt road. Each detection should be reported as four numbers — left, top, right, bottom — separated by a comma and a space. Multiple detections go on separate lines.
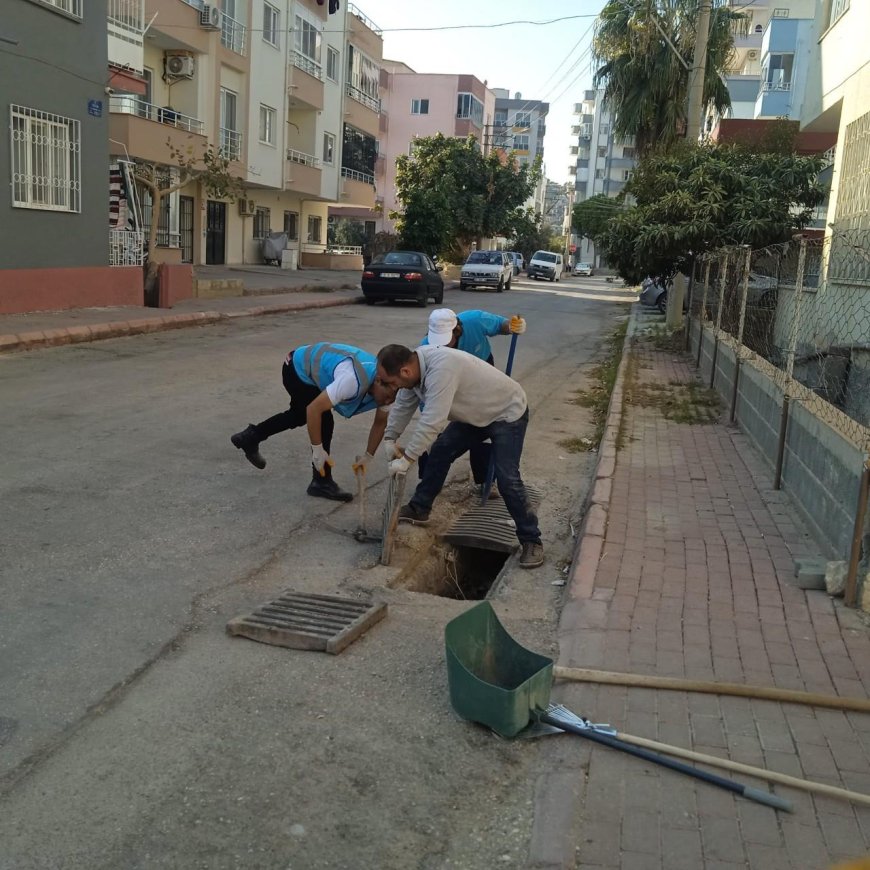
0, 275, 635, 869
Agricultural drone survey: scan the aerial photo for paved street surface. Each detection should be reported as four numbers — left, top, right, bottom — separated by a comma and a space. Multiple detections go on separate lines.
533, 333, 870, 869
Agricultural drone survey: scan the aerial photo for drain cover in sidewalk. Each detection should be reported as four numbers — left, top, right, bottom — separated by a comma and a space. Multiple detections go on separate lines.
227, 591, 387, 654
440, 485, 543, 554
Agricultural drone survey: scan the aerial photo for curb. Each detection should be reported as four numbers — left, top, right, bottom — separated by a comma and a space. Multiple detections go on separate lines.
527, 304, 638, 869
0, 295, 362, 354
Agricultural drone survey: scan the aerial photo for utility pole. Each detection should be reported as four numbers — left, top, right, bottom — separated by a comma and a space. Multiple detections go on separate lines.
685, 0, 713, 143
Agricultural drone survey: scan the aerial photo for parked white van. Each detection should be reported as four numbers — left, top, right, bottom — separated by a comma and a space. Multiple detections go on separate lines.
527, 250, 564, 282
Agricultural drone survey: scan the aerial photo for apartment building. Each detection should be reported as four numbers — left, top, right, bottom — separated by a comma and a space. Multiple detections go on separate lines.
490, 90, 548, 169
375, 62, 495, 235
568, 89, 636, 267
2, 0, 383, 314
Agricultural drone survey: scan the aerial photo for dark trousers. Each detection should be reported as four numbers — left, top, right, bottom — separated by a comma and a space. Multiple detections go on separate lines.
409, 409, 541, 545
418, 354, 493, 484
251, 356, 335, 453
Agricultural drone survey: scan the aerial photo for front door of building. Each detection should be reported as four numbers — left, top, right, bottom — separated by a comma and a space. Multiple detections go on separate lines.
180, 195, 194, 263
205, 200, 226, 265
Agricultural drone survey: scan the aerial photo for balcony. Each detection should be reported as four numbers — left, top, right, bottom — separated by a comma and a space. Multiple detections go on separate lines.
755, 81, 792, 117
109, 96, 206, 163
289, 53, 324, 110
344, 85, 380, 137
569, 146, 579, 156
347, 3, 384, 58
285, 149, 323, 198
340, 166, 375, 209
108, 0, 144, 69
220, 127, 243, 162
221, 12, 246, 55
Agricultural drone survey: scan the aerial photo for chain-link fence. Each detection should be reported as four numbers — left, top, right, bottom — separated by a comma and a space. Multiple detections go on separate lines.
687, 228, 870, 607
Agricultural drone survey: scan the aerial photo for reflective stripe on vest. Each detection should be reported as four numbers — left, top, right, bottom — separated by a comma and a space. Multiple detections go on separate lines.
293, 343, 377, 418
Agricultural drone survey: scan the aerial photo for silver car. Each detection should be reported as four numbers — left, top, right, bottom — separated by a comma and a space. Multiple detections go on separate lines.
460, 250, 514, 292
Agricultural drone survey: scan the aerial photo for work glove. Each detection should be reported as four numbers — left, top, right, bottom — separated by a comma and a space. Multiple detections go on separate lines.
310, 443, 333, 476
388, 455, 412, 476
509, 315, 526, 335
383, 439, 402, 461
352, 452, 375, 475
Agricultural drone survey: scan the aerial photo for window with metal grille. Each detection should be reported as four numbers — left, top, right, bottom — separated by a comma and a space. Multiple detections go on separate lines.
829, 0, 850, 25
513, 135, 529, 152
263, 2, 279, 47
284, 211, 299, 240
253, 207, 271, 239
10, 105, 81, 212
514, 112, 531, 128
308, 215, 322, 243
37, 0, 82, 16
259, 105, 276, 145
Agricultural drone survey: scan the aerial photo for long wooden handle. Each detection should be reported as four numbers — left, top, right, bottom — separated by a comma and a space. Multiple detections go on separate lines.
553, 666, 870, 714
614, 730, 870, 808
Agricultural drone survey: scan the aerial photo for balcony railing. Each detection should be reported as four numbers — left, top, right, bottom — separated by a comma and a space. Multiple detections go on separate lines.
109, 229, 145, 266
346, 83, 380, 113
341, 166, 375, 185
108, 0, 144, 36
762, 80, 792, 91
293, 51, 323, 80
220, 127, 243, 161
286, 148, 321, 167
221, 13, 246, 55
348, 3, 383, 36
109, 96, 205, 134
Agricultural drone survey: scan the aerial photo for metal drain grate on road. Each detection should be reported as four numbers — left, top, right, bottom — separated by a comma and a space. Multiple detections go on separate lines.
440, 485, 543, 554
227, 591, 386, 655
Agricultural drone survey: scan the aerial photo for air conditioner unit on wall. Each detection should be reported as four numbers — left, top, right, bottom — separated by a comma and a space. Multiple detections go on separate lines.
200, 4, 221, 29
165, 53, 195, 79
747, 50, 759, 60
238, 199, 257, 217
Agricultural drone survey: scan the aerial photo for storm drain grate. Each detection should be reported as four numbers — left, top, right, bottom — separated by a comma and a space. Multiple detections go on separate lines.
440, 485, 543, 554
227, 592, 387, 655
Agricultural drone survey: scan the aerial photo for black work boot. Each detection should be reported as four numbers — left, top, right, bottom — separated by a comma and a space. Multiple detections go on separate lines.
306, 465, 353, 502
231, 424, 266, 469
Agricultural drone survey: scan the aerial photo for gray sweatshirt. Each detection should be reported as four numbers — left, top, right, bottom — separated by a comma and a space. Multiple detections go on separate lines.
384, 345, 528, 460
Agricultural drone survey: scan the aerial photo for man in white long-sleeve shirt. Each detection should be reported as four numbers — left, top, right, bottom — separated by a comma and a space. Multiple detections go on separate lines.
375, 343, 544, 569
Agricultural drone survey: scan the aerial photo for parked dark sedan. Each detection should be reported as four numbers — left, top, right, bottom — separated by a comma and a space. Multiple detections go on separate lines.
361, 251, 444, 306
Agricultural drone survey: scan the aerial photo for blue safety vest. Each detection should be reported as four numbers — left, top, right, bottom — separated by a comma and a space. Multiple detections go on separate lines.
291, 343, 378, 418
420, 310, 506, 361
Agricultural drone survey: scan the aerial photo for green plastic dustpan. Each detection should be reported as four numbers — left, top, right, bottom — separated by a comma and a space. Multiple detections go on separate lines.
444, 601, 554, 738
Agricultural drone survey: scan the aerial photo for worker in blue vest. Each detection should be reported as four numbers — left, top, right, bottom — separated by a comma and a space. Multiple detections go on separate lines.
418, 308, 526, 493
231, 342, 396, 501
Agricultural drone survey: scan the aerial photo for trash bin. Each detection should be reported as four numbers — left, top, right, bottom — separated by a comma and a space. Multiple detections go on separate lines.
281, 249, 298, 270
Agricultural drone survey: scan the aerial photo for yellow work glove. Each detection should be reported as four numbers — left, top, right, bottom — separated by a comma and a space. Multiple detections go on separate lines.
352, 452, 375, 475
509, 315, 527, 334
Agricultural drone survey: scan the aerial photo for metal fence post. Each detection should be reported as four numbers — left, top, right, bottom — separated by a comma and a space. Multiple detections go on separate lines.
685, 259, 696, 352
730, 246, 752, 423
710, 252, 728, 391
775, 239, 807, 489
696, 259, 711, 368
845, 456, 870, 608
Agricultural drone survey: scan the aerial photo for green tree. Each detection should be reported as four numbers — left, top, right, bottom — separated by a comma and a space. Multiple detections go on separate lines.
598, 143, 826, 282
572, 194, 623, 245
593, 0, 740, 154
509, 208, 562, 264
392, 134, 538, 258
133, 137, 243, 302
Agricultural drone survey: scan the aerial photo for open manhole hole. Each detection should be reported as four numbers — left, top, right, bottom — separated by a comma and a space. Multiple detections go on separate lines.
393, 485, 542, 600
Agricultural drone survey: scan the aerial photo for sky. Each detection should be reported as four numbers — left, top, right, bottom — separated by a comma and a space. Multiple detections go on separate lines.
352, 0, 605, 187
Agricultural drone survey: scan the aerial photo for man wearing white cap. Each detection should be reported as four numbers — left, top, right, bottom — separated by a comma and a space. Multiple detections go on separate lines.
420, 308, 527, 493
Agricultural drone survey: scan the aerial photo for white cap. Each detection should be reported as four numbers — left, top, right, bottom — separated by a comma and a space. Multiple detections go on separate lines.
427, 308, 458, 347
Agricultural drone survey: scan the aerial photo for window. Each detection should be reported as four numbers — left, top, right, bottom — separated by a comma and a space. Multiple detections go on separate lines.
308, 215, 322, 243
829, 0, 850, 24
597, 146, 607, 157
10, 105, 81, 212
342, 124, 377, 177
623, 170, 634, 181
283, 211, 299, 240
326, 47, 339, 81
220, 88, 240, 160
772, 7, 789, 16
494, 111, 508, 128
600, 123, 610, 135
595, 169, 605, 179
346, 45, 379, 102
622, 146, 636, 159
513, 134, 530, 152
514, 112, 531, 128
253, 207, 271, 239
294, 13, 321, 64
323, 132, 335, 165
456, 92, 484, 126
411, 98, 429, 115
259, 105, 276, 145
764, 54, 794, 90
262, 2, 279, 47
39, 0, 82, 16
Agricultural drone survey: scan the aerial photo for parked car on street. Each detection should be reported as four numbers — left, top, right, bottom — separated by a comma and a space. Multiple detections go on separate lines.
460, 250, 514, 292
573, 262, 593, 277
506, 251, 524, 275
361, 251, 444, 306
527, 250, 564, 282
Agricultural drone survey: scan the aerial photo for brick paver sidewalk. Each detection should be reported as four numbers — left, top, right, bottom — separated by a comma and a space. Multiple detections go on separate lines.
534, 338, 870, 869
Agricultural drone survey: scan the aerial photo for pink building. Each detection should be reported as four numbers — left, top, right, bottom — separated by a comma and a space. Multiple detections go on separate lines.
376, 62, 495, 234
